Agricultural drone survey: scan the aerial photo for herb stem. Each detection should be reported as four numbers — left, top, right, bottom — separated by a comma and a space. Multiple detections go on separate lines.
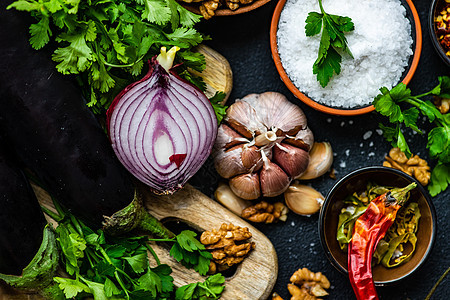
40, 205, 63, 222
145, 243, 161, 265
318, 0, 326, 15
425, 267, 450, 300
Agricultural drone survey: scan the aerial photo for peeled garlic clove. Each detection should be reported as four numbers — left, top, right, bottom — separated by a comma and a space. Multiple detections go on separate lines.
284, 183, 324, 216
241, 146, 262, 169
214, 145, 247, 179
273, 143, 309, 178
215, 182, 252, 215
260, 160, 290, 197
229, 173, 261, 200
296, 142, 333, 180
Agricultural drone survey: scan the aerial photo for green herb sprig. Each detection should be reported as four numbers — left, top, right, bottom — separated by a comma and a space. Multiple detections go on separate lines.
8, 0, 207, 114
42, 199, 222, 300
373, 76, 450, 196
305, 0, 354, 87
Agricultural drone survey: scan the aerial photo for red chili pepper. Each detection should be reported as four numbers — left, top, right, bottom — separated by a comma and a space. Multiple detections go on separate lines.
348, 182, 417, 300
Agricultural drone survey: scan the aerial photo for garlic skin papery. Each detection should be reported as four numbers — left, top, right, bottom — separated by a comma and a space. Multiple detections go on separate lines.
284, 183, 324, 216
213, 92, 314, 200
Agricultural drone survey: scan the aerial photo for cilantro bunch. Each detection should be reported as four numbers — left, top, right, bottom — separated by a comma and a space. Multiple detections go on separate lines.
8, 0, 207, 114
305, 0, 354, 87
373, 76, 450, 196
42, 200, 224, 300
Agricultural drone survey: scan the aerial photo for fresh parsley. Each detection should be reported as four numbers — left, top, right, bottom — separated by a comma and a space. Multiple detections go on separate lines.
373, 76, 450, 196
40, 200, 223, 299
305, 0, 354, 87
7, 0, 207, 114
175, 273, 225, 300
209, 92, 228, 124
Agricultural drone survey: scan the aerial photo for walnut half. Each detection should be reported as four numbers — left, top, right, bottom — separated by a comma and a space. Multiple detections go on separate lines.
241, 201, 288, 223
383, 147, 431, 186
200, 223, 255, 273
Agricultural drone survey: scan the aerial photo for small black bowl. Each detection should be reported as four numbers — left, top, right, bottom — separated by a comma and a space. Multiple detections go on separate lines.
318, 166, 436, 285
430, 0, 450, 66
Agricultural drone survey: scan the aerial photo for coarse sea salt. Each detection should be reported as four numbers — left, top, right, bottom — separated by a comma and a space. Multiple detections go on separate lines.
277, 0, 413, 108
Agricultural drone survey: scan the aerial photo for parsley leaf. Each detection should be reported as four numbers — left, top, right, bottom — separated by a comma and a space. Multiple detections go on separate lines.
305, 0, 354, 87
175, 274, 225, 300
170, 230, 212, 276
53, 277, 90, 299
373, 76, 450, 196
210, 92, 228, 124
8, 0, 206, 114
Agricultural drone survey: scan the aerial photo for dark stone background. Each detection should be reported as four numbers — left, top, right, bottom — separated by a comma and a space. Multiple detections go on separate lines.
189, 0, 450, 299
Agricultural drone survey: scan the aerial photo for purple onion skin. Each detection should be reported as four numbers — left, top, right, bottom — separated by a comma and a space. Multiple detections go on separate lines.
107, 57, 218, 194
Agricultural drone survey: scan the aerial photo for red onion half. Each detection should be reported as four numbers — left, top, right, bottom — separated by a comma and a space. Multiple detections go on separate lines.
107, 47, 218, 194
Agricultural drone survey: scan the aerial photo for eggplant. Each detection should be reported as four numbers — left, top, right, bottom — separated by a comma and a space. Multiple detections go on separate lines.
0, 4, 134, 229
0, 140, 62, 299
0, 142, 47, 275
0, 4, 173, 238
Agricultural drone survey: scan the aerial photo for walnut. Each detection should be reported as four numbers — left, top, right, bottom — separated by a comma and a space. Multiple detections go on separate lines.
199, 0, 221, 20
383, 147, 431, 186
241, 201, 288, 223
200, 223, 255, 271
287, 268, 330, 299
287, 284, 317, 300
225, 0, 240, 10
272, 292, 284, 300
433, 96, 450, 114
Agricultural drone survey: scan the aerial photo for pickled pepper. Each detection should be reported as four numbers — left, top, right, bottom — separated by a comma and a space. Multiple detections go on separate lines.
348, 182, 417, 300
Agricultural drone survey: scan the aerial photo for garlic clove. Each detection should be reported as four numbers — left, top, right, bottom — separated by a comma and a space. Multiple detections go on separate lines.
215, 124, 249, 151
284, 183, 324, 216
214, 145, 247, 179
296, 142, 333, 180
260, 160, 290, 197
273, 143, 309, 178
285, 127, 314, 151
241, 146, 262, 169
229, 173, 261, 200
215, 182, 252, 215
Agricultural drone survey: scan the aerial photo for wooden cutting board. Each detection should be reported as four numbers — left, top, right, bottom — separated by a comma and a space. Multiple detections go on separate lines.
0, 184, 278, 300
0, 46, 278, 299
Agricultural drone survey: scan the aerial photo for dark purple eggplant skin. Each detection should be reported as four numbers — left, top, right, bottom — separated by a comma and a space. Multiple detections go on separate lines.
0, 141, 48, 276
0, 5, 134, 228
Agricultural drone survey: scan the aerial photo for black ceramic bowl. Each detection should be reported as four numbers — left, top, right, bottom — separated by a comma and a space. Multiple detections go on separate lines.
430, 0, 450, 66
319, 166, 436, 285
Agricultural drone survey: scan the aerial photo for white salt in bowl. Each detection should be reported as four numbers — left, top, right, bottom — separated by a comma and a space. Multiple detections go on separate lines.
270, 0, 422, 116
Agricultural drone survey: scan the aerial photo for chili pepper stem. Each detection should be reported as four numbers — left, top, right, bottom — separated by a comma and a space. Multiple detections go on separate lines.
390, 182, 417, 206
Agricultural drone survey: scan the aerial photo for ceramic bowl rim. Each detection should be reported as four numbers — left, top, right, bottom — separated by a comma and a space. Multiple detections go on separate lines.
428, 0, 450, 66
270, 0, 423, 116
318, 166, 437, 285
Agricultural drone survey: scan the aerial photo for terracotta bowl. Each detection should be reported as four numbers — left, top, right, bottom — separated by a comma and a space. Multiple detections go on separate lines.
318, 166, 436, 285
270, 0, 422, 116
182, 0, 272, 17
429, 0, 450, 66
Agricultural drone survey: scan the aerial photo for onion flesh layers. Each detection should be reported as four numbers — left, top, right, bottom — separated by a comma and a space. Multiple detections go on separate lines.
107, 47, 217, 194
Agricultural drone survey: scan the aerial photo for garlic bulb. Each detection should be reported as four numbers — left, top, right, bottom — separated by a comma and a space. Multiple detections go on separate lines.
284, 183, 324, 216
213, 92, 314, 200
296, 142, 333, 180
